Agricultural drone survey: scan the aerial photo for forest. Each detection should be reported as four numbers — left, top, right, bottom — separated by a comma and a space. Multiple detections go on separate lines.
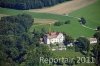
0, 14, 53, 66
0, 0, 70, 10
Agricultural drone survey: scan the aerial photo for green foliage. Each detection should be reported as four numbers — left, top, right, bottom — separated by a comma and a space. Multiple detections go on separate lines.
0, 0, 67, 9
64, 20, 70, 24
76, 37, 90, 55
0, 13, 33, 35
24, 45, 53, 66
64, 33, 74, 44
79, 17, 86, 25
94, 31, 100, 39
0, 14, 53, 66
54, 21, 63, 26
97, 26, 100, 31
93, 31, 100, 65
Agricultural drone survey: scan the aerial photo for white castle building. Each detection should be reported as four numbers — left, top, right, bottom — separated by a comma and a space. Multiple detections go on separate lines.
43, 32, 65, 44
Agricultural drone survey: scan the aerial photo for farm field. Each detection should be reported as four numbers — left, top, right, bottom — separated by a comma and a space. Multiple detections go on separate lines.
28, 0, 96, 15
29, 0, 100, 38
0, 0, 100, 38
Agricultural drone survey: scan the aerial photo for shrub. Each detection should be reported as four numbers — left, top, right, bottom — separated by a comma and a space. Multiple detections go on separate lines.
97, 26, 100, 31
64, 20, 70, 24
54, 21, 63, 26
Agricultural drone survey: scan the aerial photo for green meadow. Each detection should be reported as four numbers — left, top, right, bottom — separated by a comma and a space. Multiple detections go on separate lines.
30, 0, 100, 38
69, 0, 100, 29
0, 0, 100, 38
0, 7, 69, 21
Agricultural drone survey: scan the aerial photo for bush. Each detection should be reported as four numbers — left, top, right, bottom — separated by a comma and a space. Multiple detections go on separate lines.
54, 22, 63, 26
65, 20, 70, 24
97, 26, 100, 31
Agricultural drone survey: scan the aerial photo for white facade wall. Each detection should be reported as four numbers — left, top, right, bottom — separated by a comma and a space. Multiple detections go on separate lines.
47, 39, 50, 44
57, 33, 64, 43
46, 33, 64, 44
90, 41, 97, 44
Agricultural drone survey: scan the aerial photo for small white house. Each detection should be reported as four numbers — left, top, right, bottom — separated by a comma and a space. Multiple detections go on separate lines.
43, 32, 65, 44
89, 38, 97, 44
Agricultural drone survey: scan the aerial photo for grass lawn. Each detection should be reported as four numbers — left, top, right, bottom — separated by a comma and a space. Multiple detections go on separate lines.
52, 49, 83, 58
76, 63, 96, 66
52, 48, 96, 66
30, 18, 95, 38
69, 0, 100, 28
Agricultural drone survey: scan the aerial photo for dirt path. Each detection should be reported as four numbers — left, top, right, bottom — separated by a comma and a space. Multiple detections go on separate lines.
81, 25, 96, 30
65, 14, 96, 31
28, 0, 96, 15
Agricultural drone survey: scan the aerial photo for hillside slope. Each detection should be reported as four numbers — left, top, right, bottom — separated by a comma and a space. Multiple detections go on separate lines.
0, 0, 69, 10
29, 0, 96, 15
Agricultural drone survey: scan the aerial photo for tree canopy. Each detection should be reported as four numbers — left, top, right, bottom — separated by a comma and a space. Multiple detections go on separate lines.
0, 14, 53, 66
0, 0, 71, 10
75, 37, 90, 55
